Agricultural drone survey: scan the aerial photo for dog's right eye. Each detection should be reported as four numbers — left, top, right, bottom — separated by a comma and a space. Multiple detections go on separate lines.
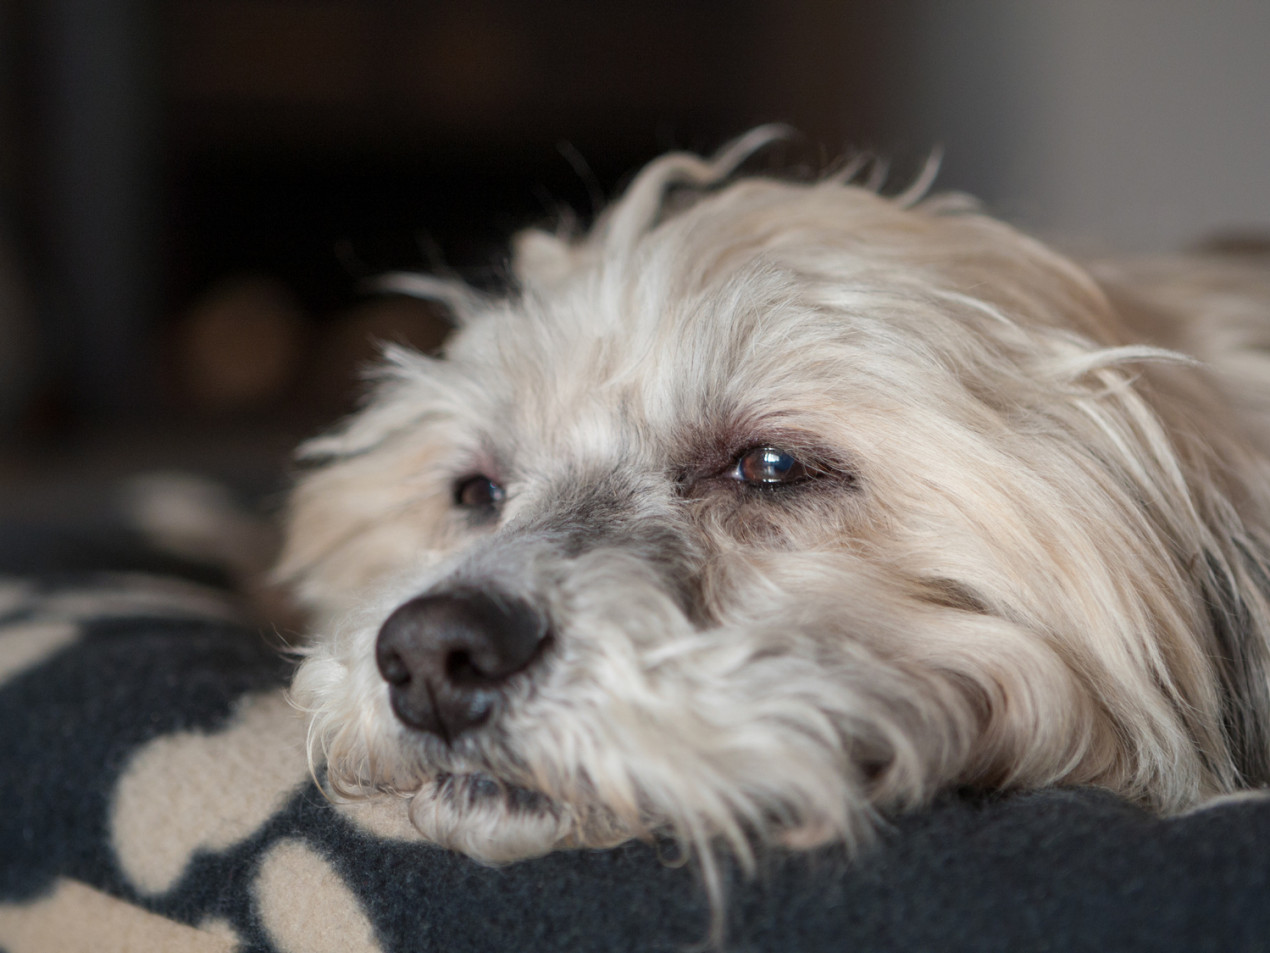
731, 446, 810, 486
454, 475, 506, 509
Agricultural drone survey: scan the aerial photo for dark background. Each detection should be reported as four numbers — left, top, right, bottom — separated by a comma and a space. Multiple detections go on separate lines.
1, 0, 1268, 490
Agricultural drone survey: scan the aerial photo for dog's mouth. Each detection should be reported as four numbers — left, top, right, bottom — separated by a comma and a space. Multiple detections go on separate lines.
404, 768, 585, 862
429, 771, 558, 815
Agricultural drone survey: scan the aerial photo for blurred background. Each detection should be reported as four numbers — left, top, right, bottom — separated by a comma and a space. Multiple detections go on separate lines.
1, 0, 1269, 498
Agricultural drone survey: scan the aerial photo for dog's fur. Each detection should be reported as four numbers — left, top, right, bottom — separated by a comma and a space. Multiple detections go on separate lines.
278, 131, 1270, 889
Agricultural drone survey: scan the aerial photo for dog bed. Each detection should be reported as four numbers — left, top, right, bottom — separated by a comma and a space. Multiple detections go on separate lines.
3, 517, 1270, 953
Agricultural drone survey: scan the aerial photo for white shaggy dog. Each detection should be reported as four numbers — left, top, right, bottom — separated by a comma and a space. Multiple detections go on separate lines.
278, 131, 1270, 888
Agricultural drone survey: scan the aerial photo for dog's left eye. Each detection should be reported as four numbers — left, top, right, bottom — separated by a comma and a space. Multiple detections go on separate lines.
731, 447, 809, 486
454, 475, 506, 509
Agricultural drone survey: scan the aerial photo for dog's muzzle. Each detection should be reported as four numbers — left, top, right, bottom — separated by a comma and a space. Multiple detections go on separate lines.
375, 589, 550, 742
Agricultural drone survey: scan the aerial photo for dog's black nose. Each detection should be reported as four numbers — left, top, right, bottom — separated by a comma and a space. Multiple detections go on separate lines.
375, 589, 549, 741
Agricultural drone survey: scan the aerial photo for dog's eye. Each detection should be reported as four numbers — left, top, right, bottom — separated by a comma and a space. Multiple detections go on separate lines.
731, 447, 809, 486
454, 475, 506, 509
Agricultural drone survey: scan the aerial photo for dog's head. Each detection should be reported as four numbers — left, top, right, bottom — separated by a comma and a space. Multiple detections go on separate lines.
279, 133, 1268, 868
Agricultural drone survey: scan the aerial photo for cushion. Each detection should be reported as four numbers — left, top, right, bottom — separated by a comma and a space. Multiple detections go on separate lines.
3, 534, 1270, 951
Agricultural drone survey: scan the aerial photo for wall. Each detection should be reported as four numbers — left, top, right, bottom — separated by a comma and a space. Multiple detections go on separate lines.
896, 0, 1270, 252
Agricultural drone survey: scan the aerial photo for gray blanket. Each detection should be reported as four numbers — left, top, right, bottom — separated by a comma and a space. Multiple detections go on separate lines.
2, 526, 1269, 952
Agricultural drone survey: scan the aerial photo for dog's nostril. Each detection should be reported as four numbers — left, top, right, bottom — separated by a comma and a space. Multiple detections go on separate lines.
375, 589, 549, 740
445, 650, 486, 685
378, 648, 411, 686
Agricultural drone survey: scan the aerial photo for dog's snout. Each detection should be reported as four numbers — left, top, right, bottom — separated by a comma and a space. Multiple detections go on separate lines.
375, 590, 549, 741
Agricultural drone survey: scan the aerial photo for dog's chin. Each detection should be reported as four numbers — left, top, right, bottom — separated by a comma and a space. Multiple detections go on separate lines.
404, 771, 631, 863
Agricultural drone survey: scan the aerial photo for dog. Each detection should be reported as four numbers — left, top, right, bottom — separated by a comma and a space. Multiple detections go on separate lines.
277, 129, 1270, 893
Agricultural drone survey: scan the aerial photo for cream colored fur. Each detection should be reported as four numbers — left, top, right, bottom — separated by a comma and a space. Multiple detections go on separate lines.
277, 131, 1270, 895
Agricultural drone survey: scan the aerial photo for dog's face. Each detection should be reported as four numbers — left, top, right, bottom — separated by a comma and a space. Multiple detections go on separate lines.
280, 141, 1266, 866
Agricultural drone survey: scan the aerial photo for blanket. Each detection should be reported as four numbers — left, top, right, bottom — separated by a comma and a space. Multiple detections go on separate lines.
3, 529, 1270, 951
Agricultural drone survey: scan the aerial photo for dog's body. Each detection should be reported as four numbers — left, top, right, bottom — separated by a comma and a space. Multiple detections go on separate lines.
278, 133, 1270, 880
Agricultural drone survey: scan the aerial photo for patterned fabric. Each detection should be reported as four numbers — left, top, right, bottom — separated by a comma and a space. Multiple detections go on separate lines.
4, 570, 1270, 951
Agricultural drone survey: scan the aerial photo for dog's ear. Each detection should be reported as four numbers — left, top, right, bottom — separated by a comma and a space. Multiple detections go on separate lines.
277, 438, 459, 616
276, 343, 464, 613
1202, 544, 1270, 786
